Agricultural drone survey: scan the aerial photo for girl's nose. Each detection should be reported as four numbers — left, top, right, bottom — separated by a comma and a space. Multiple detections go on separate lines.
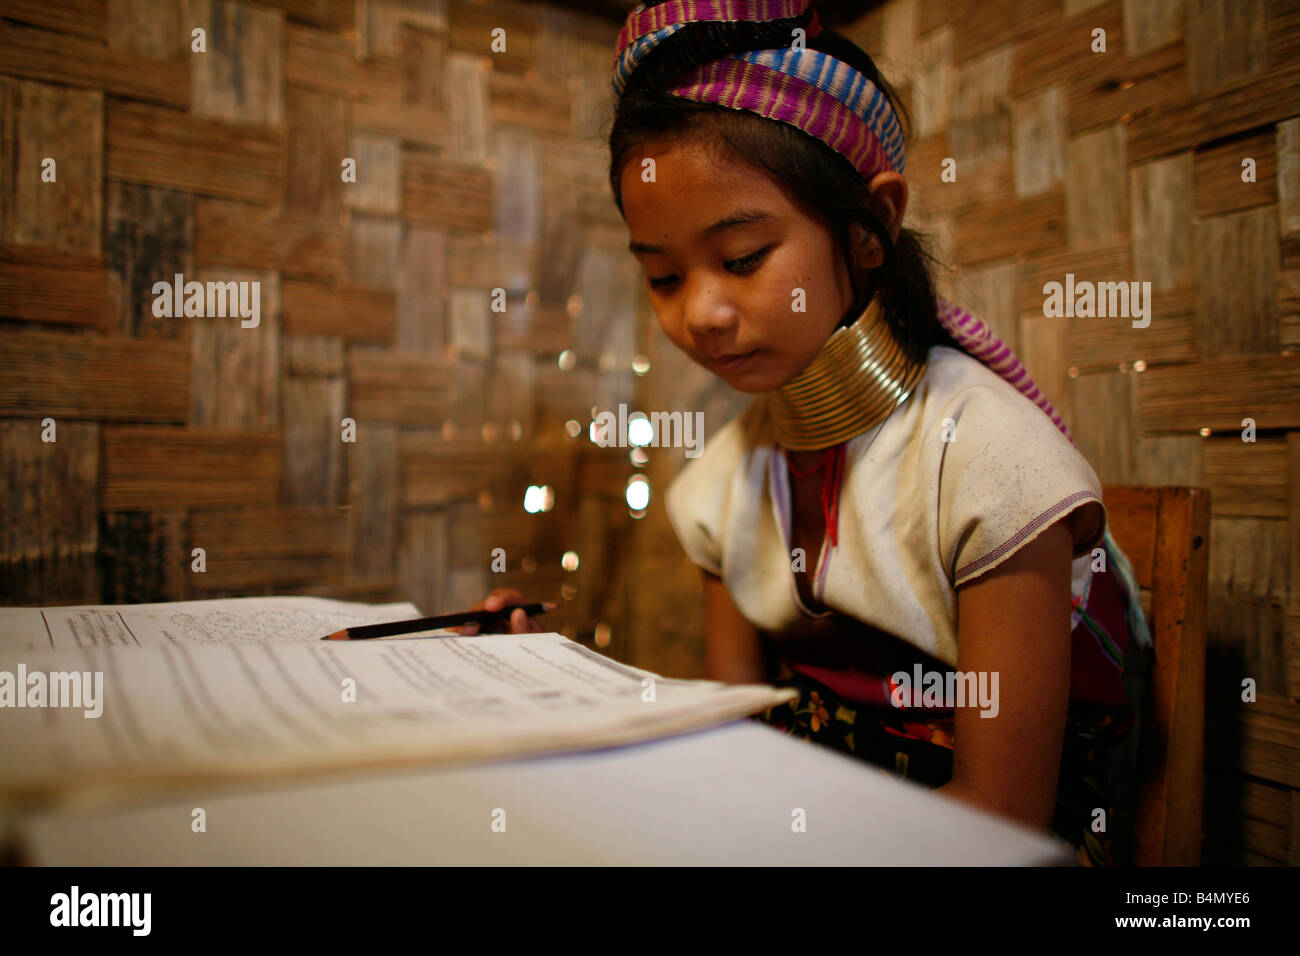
682, 278, 739, 337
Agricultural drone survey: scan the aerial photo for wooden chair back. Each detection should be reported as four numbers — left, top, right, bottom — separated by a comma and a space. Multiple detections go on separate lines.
1101, 485, 1211, 866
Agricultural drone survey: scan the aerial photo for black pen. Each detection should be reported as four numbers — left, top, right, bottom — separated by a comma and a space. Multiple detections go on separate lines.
321, 602, 557, 641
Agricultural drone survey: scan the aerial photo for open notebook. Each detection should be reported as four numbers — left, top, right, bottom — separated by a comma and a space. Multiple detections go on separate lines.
0, 596, 796, 808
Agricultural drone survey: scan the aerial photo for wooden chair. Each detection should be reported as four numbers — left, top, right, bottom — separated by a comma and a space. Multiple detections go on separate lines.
1101, 486, 1211, 866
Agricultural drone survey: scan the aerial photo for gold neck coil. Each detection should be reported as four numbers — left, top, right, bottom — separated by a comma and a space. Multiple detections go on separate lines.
766, 297, 927, 451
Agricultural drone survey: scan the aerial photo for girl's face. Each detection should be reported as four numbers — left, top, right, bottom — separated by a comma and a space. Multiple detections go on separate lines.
620, 138, 859, 393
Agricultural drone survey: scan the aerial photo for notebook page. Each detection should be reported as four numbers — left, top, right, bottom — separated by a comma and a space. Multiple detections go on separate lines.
0, 632, 796, 806
0, 596, 425, 652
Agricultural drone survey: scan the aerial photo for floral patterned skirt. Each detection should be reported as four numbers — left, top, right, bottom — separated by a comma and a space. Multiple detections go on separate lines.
750, 672, 1136, 866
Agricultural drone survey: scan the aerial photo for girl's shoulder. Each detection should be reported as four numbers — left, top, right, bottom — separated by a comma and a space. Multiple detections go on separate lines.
923, 344, 1025, 400
662, 398, 772, 578
912, 346, 1106, 583
918, 344, 1073, 444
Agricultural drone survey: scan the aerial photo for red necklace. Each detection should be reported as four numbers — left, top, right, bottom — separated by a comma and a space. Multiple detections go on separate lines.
785, 441, 848, 548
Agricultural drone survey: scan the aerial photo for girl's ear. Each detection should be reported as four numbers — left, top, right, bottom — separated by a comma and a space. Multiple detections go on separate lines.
867, 172, 908, 238
848, 222, 885, 271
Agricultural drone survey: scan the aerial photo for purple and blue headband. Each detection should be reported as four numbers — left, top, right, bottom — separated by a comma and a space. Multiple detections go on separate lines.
612, 0, 904, 181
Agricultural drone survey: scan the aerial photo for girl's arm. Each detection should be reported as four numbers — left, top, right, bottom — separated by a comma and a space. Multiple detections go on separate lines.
942, 517, 1075, 831
702, 569, 767, 683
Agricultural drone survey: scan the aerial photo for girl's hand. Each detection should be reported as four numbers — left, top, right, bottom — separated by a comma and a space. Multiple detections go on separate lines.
455, 588, 546, 635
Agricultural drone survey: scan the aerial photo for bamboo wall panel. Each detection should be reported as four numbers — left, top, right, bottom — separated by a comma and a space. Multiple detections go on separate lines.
187, 508, 349, 592
107, 100, 284, 203
394, 226, 446, 353
107, 0, 184, 58
286, 85, 346, 221
106, 183, 193, 338
0, 0, 108, 40
194, 199, 346, 276
281, 373, 345, 508
0, 245, 112, 329
0, 329, 189, 420
100, 427, 281, 510
0, 18, 189, 108
189, 0, 284, 126
282, 279, 396, 341
190, 270, 280, 429
7, 79, 103, 255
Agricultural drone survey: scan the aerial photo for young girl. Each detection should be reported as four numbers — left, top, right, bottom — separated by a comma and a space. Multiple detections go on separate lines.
470, 0, 1151, 866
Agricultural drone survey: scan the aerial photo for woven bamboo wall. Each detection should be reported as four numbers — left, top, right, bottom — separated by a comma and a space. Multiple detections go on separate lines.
0, 1, 650, 645
3, 0, 1300, 864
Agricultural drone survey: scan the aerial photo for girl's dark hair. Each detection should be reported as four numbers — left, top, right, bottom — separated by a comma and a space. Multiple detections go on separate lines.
608, 3, 958, 366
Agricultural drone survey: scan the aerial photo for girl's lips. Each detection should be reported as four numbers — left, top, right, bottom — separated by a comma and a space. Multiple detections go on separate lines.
706, 349, 758, 372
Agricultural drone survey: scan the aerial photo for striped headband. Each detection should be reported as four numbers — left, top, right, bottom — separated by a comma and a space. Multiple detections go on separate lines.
611, 2, 1079, 451
612, 0, 905, 181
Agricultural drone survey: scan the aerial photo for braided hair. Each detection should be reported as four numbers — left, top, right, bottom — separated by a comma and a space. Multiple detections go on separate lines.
608, 1, 959, 367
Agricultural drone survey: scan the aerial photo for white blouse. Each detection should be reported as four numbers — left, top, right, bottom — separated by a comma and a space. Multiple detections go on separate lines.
664, 344, 1107, 669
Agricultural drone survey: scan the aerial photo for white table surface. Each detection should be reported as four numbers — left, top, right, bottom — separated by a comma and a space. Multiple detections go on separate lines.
10, 719, 1075, 866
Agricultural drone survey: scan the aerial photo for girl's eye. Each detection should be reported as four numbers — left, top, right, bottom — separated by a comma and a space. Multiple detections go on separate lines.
646, 247, 771, 291
726, 247, 771, 272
